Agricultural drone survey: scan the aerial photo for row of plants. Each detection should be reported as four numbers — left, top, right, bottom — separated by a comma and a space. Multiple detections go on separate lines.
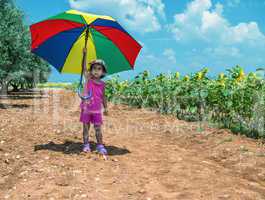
37, 82, 75, 90
104, 66, 265, 139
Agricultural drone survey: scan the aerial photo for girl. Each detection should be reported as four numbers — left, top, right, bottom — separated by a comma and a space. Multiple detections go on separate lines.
80, 48, 108, 155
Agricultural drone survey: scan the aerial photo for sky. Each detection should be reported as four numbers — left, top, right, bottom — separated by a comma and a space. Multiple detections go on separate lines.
15, 0, 265, 82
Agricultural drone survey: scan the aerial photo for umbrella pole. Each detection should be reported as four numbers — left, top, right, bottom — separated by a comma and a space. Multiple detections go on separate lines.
81, 28, 89, 79
78, 27, 92, 100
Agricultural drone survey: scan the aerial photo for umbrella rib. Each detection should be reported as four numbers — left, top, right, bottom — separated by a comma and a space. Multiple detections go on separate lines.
80, 15, 88, 25
91, 26, 117, 31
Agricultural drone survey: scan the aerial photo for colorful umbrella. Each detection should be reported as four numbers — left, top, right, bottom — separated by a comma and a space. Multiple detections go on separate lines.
30, 10, 142, 75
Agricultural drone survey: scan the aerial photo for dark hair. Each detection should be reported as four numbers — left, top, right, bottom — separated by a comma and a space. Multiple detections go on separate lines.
89, 61, 107, 79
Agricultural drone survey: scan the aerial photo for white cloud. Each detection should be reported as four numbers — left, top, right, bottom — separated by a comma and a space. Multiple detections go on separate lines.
203, 46, 241, 58
139, 0, 166, 19
163, 48, 177, 64
68, 0, 165, 33
214, 3, 224, 15
166, 0, 265, 72
168, 0, 265, 46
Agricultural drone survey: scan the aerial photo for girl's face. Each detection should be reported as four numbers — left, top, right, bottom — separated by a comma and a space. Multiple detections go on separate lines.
91, 64, 104, 79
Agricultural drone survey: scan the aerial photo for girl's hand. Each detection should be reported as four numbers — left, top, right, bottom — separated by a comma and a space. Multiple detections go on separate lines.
85, 72, 93, 82
83, 99, 91, 105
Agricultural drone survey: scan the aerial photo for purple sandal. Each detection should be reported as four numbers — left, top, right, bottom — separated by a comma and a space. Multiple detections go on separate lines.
82, 143, 91, 153
96, 144, 107, 155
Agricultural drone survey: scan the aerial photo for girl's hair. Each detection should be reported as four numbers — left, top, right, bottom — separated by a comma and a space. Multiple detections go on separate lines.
89, 59, 107, 79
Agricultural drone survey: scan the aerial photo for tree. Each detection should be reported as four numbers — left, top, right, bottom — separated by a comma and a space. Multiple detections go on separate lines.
0, 0, 50, 94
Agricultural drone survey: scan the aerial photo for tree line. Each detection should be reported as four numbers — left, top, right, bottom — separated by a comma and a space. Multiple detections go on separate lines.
0, 0, 50, 94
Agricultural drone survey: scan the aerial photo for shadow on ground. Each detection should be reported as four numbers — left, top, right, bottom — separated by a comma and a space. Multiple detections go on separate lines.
34, 140, 131, 156
0, 91, 48, 100
0, 103, 31, 109
0, 95, 47, 100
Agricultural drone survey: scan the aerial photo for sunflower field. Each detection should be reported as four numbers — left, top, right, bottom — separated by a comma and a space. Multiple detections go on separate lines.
105, 66, 265, 138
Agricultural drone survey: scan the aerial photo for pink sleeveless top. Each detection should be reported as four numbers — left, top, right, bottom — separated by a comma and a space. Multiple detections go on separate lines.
80, 79, 105, 113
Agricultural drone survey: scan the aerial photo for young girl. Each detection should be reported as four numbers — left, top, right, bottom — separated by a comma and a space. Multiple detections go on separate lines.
80, 48, 108, 155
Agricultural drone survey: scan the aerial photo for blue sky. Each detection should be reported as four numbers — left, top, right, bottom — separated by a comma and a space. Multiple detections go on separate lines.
15, 0, 265, 82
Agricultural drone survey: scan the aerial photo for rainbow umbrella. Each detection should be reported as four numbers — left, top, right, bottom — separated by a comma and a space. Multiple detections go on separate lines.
30, 10, 142, 75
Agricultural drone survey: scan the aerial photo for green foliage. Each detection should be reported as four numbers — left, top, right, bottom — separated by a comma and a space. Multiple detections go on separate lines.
37, 82, 79, 91
0, 0, 50, 93
106, 66, 265, 138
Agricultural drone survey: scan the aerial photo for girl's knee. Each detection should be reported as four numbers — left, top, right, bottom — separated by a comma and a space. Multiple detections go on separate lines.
94, 125, 101, 131
83, 123, 90, 130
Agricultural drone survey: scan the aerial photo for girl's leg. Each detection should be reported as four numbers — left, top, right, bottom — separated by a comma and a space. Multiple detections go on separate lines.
94, 125, 103, 144
95, 125, 107, 155
83, 123, 90, 144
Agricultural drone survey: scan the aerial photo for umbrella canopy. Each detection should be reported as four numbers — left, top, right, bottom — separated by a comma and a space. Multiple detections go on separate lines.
30, 10, 142, 75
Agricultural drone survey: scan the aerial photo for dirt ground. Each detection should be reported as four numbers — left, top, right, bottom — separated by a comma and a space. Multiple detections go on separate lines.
0, 90, 265, 200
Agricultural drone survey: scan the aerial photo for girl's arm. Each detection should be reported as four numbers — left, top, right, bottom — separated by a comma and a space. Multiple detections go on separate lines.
82, 47, 91, 81
103, 86, 108, 115
82, 48, 92, 99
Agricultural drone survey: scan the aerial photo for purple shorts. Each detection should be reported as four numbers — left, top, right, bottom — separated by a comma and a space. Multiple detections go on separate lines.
80, 110, 103, 125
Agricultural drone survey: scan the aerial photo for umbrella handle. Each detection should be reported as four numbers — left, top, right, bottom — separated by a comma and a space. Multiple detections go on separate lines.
77, 84, 92, 100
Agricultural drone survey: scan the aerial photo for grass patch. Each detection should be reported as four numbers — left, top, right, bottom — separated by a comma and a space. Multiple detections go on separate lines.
37, 82, 78, 91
